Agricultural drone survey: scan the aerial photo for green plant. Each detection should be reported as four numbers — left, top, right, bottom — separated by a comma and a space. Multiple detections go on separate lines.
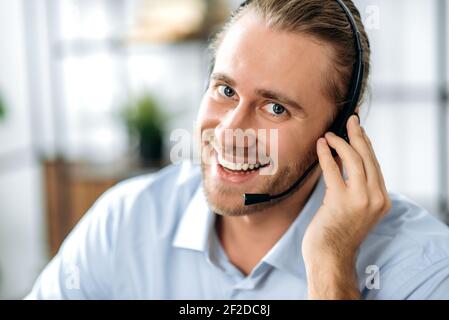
0, 94, 6, 122
121, 93, 166, 164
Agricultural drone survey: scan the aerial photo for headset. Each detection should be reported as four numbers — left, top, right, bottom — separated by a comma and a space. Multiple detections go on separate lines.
207, 0, 365, 205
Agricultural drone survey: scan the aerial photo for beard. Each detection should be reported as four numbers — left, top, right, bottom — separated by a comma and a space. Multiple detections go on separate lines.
201, 144, 318, 217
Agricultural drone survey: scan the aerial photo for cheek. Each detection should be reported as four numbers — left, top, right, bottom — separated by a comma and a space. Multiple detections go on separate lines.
277, 136, 298, 164
197, 95, 224, 131
274, 127, 316, 164
196, 95, 210, 127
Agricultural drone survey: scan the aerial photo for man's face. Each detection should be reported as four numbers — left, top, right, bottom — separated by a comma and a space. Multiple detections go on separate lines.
198, 11, 336, 216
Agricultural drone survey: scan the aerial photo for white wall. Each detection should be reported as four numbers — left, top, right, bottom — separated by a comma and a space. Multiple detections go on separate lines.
355, 0, 446, 218
0, 0, 48, 299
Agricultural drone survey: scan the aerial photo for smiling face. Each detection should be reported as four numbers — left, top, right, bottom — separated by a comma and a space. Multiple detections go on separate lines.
198, 11, 337, 216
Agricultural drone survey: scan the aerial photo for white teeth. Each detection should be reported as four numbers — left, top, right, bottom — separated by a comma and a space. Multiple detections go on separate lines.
218, 156, 264, 171
217, 154, 270, 172
227, 161, 237, 171
259, 156, 270, 166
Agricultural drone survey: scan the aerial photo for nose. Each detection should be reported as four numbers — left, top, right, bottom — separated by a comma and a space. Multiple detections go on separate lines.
214, 100, 257, 155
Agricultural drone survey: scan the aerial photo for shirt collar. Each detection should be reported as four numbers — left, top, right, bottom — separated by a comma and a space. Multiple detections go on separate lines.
172, 174, 326, 278
262, 175, 325, 278
172, 183, 214, 252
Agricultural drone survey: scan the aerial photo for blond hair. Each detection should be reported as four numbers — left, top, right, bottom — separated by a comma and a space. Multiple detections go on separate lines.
210, 0, 371, 109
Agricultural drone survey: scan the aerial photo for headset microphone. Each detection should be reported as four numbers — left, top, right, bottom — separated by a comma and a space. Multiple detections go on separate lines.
243, 0, 365, 206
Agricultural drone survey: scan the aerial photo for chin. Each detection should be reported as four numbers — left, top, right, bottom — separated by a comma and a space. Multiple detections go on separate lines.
201, 172, 246, 216
200, 166, 281, 216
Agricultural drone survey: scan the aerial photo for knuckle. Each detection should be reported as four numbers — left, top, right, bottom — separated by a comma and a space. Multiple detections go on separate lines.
383, 197, 393, 213
370, 191, 391, 213
370, 193, 385, 211
353, 194, 370, 210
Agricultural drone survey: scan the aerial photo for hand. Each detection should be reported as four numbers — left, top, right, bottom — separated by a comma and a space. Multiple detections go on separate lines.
302, 114, 392, 299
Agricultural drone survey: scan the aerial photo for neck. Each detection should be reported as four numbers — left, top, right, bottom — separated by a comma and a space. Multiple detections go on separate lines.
216, 169, 322, 276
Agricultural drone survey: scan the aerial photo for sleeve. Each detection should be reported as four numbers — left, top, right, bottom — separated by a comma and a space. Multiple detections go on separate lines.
24, 188, 121, 300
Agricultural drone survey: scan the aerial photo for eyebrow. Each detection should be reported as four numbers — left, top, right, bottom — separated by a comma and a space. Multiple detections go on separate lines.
211, 73, 236, 87
255, 88, 304, 112
210, 72, 304, 112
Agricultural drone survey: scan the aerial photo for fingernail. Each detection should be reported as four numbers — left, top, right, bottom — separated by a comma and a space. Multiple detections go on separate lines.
352, 114, 360, 124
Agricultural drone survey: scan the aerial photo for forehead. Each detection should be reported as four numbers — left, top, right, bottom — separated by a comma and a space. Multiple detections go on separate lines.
214, 11, 334, 107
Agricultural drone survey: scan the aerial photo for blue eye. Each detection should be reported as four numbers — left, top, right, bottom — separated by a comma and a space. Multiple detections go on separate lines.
264, 103, 286, 116
272, 104, 285, 115
217, 85, 235, 98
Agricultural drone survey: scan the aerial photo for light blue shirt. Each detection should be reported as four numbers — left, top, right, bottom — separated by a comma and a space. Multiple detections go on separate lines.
27, 161, 449, 299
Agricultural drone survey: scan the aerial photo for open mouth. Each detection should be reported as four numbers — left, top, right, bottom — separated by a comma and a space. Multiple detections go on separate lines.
208, 138, 271, 181
217, 154, 271, 174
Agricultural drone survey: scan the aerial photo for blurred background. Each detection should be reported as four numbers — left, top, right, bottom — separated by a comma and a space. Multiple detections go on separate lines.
0, 0, 448, 299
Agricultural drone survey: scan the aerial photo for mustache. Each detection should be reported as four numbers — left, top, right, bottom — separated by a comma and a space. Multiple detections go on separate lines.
202, 129, 271, 156
199, 128, 279, 175
207, 136, 271, 164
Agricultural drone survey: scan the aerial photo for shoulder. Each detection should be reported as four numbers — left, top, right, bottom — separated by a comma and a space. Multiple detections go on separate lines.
26, 162, 202, 299
78, 161, 202, 250
105, 160, 201, 203
97, 160, 202, 223
366, 192, 449, 261
358, 192, 449, 298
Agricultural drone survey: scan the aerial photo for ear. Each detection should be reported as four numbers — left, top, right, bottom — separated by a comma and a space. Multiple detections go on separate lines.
355, 106, 360, 115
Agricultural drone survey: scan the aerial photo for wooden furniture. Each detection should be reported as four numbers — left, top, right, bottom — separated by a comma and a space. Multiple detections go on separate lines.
43, 158, 160, 256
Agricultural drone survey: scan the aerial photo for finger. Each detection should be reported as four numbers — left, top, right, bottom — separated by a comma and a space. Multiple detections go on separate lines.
316, 137, 345, 190
361, 128, 391, 212
324, 131, 366, 189
361, 127, 388, 194
346, 115, 380, 189
334, 155, 344, 176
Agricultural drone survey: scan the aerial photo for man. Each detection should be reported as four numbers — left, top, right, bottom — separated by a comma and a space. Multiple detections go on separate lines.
28, 0, 449, 299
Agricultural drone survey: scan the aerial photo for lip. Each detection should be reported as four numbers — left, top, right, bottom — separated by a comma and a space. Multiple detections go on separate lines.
212, 152, 264, 184
210, 139, 270, 166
